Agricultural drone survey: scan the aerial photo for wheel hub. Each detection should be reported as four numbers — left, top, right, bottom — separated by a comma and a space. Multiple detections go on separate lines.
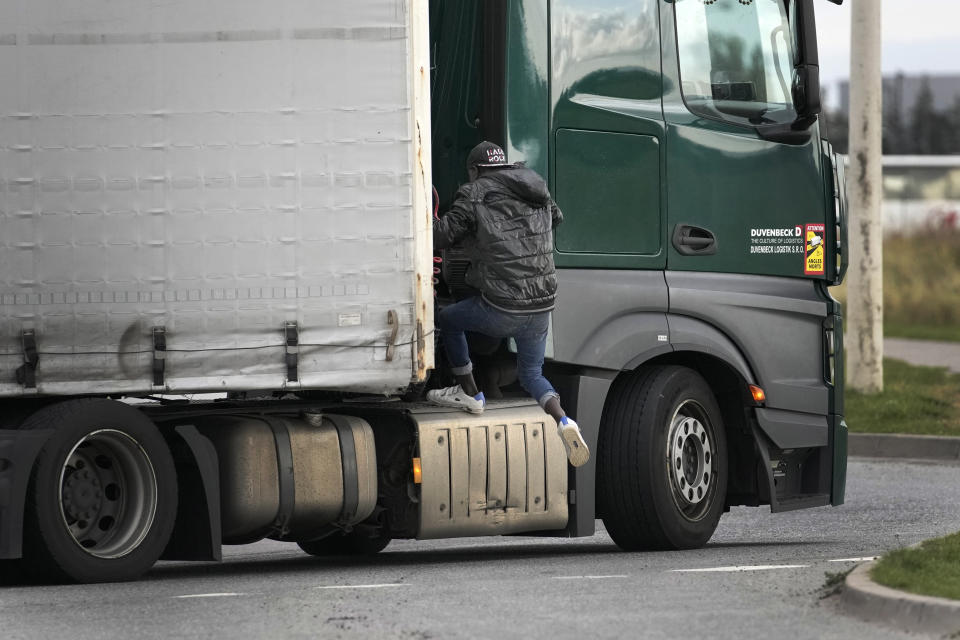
57, 430, 158, 559
61, 468, 103, 521
668, 411, 713, 507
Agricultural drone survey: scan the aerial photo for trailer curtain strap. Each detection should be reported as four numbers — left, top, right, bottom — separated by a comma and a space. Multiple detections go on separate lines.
285, 322, 299, 383
152, 327, 167, 387
15, 330, 39, 389
261, 416, 296, 539
385, 310, 399, 362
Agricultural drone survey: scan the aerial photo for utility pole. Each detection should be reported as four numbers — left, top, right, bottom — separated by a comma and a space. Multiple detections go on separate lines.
847, 2, 883, 392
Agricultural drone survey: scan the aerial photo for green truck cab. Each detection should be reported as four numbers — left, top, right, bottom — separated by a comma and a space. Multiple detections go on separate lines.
432, 0, 847, 547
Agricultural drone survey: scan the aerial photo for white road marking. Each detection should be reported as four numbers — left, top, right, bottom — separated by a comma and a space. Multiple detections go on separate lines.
315, 583, 408, 590
175, 593, 245, 599
672, 564, 809, 573
828, 556, 878, 563
552, 575, 629, 580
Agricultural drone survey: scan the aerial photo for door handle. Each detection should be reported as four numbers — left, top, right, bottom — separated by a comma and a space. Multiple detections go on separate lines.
672, 224, 717, 256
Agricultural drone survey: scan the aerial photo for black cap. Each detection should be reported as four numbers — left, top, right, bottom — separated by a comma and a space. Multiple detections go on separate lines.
466, 141, 509, 170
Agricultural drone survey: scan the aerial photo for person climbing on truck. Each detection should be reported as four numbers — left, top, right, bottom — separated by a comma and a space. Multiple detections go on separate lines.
427, 141, 590, 467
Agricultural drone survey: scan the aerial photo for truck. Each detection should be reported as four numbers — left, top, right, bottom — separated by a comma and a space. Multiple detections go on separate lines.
0, 0, 848, 583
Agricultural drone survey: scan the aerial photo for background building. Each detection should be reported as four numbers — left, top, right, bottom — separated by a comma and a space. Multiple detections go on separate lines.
839, 73, 960, 116
828, 73, 960, 155
869, 155, 960, 233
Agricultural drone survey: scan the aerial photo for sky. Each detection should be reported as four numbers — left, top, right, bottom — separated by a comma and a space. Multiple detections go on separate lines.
815, 0, 960, 107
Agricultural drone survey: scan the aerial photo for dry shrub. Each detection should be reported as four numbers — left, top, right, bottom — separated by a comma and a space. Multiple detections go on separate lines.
831, 230, 960, 329
884, 229, 960, 326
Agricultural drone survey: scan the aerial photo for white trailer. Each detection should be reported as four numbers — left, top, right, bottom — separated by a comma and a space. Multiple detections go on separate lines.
0, 0, 433, 397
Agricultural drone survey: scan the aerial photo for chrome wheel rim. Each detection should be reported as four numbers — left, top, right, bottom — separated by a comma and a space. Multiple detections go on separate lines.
58, 429, 158, 559
665, 400, 715, 522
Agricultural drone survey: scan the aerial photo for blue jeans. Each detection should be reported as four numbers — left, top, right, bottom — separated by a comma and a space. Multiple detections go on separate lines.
437, 296, 559, 408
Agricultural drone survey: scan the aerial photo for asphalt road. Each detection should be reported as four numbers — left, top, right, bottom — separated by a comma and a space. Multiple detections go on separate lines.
2, 458, 958, 640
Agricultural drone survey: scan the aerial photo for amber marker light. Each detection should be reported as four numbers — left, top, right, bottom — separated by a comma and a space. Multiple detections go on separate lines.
748, 385, 766, 405
412, 457, 422, 484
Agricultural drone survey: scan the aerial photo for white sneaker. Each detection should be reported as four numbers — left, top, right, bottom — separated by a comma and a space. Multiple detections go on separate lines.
426, 385, 485, 414
558, 417, 590, 467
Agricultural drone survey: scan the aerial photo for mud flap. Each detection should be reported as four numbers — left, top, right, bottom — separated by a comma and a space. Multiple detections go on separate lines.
160, 425, 222, 562
831, 416, 848, 506
0, 429, 53, 559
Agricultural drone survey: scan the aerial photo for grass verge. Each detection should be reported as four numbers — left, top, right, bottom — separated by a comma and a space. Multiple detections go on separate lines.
845, 358, 960, 437
821, 568, 853, 599
872, 532, 960, 601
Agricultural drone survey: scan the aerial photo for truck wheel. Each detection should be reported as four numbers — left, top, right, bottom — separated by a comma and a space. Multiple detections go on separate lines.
598, 366, 728, 550
298, 529, 390, 556
19, 399, 178, 583
0, 560, 24, 585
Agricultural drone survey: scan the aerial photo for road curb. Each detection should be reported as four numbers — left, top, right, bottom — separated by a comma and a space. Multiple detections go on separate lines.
849, 433, 960, 461
841, 561, 960, 636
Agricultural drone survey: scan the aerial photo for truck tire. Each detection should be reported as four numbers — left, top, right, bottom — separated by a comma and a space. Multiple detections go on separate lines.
298, 529, 390, 556
0, 560, 24, 585
598, 366, 728, 550
19, 399, 178, 583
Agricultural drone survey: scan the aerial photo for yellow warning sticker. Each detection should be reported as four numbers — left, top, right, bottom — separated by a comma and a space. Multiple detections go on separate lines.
804, 223, 825, 275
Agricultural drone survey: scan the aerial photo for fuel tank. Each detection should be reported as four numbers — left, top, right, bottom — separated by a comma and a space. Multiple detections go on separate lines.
195, 412, 377, 544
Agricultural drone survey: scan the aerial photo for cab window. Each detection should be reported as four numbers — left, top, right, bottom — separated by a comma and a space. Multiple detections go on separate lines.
674, 0, 796, 127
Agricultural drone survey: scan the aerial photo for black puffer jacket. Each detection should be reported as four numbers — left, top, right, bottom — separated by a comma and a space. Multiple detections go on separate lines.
434, 164, 563, 313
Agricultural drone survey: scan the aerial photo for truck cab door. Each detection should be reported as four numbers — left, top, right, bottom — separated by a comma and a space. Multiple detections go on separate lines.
661, 0, 829, 279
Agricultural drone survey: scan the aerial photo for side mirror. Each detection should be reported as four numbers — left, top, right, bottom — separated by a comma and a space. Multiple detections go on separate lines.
790, 0, 821, 128
792, 63, 822, 124
758, 0, 822, 144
